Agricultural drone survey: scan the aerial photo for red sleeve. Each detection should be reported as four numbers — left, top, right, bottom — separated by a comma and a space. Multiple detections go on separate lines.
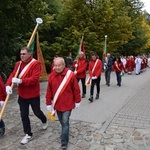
113, 62, 117, 71
6, 61, 21, 86
126, 59, 129, 68
77, 60, 87, 74
72, 74, 81, 103
88, 61, 93, 77
72, 60, 77, 70
0, 75, 6, 100
46, 74, 54, 105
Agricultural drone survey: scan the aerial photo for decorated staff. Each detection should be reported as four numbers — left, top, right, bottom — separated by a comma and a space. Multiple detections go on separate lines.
0, 18, 43, 121
103, 35, 108, 71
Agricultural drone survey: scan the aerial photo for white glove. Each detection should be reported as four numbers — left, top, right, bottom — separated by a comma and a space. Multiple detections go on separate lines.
75, 103, 80, 109
92, 76, 97, 80
12, 77, 22, 84
0, 101, 4, 107
75, 64, 78, 68
74, 71, 77, 74
47, 105, 52, 112
6, 86, 12, 94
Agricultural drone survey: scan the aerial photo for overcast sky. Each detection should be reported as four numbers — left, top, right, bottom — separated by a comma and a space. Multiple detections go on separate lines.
141, 0, 150, 14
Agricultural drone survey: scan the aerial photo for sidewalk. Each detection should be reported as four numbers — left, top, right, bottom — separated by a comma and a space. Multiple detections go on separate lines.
1, 68, 150, 150
98, 70, 150, 150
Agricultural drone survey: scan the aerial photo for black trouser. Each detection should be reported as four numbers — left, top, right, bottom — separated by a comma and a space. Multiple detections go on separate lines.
116, 72, 121, 85
77, 78, 86, 94
0, 119, 5, 128
18, 96, 47, 136
105, 69, 111, 85
90, 76, 101, 96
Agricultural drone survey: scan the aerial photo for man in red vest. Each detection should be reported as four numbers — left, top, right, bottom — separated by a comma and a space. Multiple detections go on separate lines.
88, 52, 102, 102
46, 57, 81, 150
5, 47, 47, 144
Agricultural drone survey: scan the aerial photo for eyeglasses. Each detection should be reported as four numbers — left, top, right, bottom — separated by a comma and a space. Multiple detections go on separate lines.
20, 53, 27, 55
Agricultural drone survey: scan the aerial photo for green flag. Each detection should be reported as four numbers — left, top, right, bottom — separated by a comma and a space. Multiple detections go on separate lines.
75, 36, 85, 61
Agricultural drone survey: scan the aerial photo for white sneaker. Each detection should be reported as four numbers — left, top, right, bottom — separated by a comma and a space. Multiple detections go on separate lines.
20, 134, 33, 144
42, 122, 48, 130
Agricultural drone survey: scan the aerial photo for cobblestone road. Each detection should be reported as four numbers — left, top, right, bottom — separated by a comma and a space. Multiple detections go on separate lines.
1, 68, 150, 150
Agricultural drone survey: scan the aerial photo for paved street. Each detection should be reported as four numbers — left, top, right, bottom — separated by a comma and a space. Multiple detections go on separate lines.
1, 68, 150, 150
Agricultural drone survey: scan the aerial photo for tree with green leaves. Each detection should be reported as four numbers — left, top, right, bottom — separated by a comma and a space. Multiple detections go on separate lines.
0, 0, 54, 75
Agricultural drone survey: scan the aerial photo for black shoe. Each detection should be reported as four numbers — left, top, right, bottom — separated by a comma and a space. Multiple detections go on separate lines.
95, 94, 99, 99
88, 96, 93, 102
0, 127, 5, 136
117, 83, 119, 86
61, 144, 67, 150
82, 94, 85, 98
107, 83, 110, 86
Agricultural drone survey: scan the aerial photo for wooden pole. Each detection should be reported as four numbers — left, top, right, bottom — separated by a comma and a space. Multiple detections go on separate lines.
27, 24, 38, 48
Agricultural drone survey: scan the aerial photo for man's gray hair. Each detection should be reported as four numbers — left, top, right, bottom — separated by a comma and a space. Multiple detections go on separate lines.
54, 57, 66, 65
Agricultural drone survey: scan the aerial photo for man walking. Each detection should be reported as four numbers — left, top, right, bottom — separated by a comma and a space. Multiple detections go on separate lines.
87, 52, 102, 102
104, 53, 113, 86
46, 57, 81, 150
73, 51, 87, 98
6, 47, 47, 144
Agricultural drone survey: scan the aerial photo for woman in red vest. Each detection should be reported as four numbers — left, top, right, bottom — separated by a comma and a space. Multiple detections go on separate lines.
113, 57, 125, 87
73, 51, 87, 98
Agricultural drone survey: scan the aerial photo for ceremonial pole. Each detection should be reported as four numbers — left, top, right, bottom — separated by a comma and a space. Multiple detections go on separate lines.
103, 35, 108, 71
104, 35, 107, 54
